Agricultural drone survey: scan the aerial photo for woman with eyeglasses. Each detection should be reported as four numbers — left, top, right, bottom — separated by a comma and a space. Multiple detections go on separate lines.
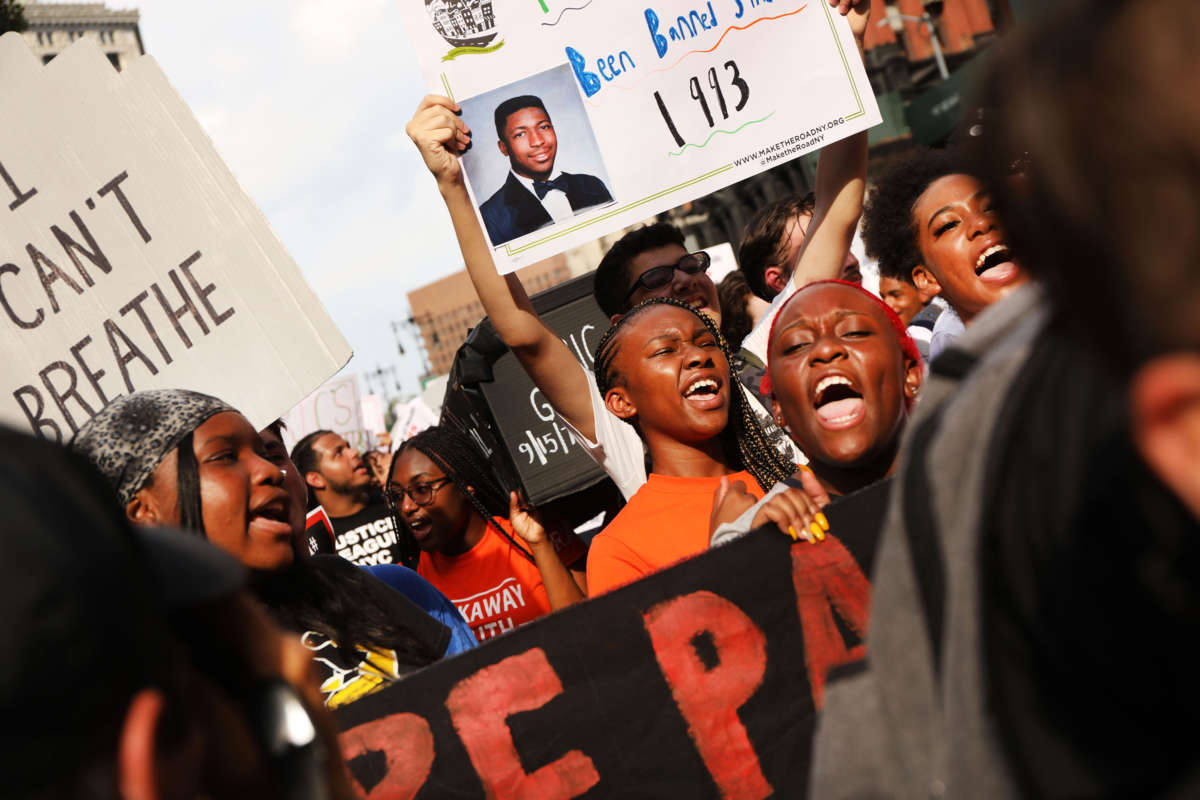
381, 425, 587, 643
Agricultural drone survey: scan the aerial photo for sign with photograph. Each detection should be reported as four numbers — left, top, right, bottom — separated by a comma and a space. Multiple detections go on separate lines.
0, 35, 351, 440
398, 0, 880, 272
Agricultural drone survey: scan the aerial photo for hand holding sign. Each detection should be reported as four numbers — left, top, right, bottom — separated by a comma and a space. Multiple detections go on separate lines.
397, 0, 880, 271
405, 94, 471, 189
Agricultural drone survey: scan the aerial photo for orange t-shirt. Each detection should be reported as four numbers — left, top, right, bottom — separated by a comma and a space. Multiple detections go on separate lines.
417, 517, 585, 643
586, 470, 763, 596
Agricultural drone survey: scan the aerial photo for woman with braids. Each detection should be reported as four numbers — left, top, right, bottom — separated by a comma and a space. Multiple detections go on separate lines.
586, 296, 794, 595
710, 280, 923, 544
385, 425, 587, 643
72, 389, 472, 710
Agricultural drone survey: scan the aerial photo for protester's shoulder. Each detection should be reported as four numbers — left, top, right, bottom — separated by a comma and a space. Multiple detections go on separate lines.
587, 523, 644, 562
366, 562, 440, 598
910, 302, 942, 330
307, 553, 360, 578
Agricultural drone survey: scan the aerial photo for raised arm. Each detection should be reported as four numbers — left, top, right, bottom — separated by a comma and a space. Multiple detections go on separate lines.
405, 95, 599, 440
787, 0, 870, 288
739, 1, 870, 361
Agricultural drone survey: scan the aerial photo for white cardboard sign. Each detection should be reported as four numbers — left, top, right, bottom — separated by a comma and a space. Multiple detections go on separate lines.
280, 372, 369, 454
0, 35, 351, 441
399, 0, 879, 272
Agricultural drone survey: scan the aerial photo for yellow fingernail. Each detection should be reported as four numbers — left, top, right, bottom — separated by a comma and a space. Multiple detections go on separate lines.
810, 522, 823, 540
787, 525, 799, 541
816, 512, 830, 532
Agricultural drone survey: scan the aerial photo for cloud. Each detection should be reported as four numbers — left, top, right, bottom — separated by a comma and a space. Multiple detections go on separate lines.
289, 0, 392, 63
134, 0, 457, 395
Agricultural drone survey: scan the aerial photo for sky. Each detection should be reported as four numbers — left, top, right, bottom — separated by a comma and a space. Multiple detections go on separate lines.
133, 0, 459, 399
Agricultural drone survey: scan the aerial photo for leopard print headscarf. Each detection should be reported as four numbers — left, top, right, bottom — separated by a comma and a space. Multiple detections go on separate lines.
71, 389, 235, 506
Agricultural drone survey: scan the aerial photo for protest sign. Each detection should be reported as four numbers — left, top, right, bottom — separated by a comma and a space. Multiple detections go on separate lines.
281, 372, 372, 452
0, 35, 350, 440
443, 273, 611, 506
390, 395, 439, 445
335, 479, 890, 798
398, 0, 879, 271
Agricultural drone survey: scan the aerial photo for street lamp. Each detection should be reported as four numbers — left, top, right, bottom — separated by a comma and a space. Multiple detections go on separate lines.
881, 3, 950, 81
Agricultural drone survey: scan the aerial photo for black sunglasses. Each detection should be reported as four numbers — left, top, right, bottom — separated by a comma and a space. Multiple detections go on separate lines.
622, 251, 711, 305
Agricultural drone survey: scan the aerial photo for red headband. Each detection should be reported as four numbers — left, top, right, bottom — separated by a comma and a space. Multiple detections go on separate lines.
760, 279, 922, 397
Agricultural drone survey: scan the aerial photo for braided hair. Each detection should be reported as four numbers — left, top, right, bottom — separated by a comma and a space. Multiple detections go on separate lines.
592, 296, 793, 492
388, 425, 536, 564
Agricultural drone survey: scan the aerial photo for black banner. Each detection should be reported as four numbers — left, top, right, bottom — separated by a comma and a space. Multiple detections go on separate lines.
335, 480, 889, 799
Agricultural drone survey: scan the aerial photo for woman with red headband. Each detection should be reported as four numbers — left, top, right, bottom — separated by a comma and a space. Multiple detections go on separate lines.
711, 280, 923, 543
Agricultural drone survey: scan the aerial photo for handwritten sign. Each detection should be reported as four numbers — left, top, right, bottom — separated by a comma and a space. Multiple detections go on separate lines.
398, 0, 879, 272
280, 372, 372, 453
0, 35, 351, 440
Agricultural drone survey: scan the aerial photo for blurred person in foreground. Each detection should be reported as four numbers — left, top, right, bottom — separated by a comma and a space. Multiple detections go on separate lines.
810, 1, 1200, 797
2, 426, 352, 800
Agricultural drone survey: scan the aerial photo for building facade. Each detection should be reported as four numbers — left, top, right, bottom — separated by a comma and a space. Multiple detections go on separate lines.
408, 254, 571, 378
21, 0, 144, 70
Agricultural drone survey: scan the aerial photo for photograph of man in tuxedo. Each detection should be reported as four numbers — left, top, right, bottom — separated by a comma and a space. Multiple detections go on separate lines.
480, 94, 613, 245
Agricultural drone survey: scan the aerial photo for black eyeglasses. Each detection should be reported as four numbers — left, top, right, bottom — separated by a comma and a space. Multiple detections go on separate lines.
383, 477, 453, 507
622, 251, 711, 304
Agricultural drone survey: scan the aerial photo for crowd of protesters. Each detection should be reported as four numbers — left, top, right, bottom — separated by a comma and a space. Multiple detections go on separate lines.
7, 0, 1200, 796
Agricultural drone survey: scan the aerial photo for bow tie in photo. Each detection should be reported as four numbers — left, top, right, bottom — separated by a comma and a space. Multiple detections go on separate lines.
533, 176, 569, 200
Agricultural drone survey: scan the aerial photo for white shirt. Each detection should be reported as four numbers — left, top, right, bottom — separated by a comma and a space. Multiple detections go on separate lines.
928, 305, 965, 361
510, 169, 574, 222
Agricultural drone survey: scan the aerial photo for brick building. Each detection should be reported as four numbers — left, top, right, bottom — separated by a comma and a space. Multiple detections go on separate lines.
408, 254, 571, 378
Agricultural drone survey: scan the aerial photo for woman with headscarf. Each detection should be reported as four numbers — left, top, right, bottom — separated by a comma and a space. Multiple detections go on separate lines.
72, 389, 470, 709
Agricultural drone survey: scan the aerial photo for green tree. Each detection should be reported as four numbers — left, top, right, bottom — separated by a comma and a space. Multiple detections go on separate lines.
0, 0, 27, 34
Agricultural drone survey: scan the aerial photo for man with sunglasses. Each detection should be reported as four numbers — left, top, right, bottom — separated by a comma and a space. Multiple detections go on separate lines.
404, 1, 869, 500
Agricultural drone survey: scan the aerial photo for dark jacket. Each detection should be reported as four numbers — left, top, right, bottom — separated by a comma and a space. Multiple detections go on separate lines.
480, 171, 612, 246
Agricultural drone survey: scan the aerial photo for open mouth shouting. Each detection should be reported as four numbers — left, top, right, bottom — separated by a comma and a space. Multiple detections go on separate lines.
406, 513, 433, 545
249, 494, 293, 537
682, 374, 725, 410
975, 243, 1019, 286
812, 374, 866, 430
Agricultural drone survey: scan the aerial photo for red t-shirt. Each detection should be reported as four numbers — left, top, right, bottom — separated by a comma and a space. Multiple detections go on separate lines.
586, 470, 764, 596
417, 517, 585, 643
